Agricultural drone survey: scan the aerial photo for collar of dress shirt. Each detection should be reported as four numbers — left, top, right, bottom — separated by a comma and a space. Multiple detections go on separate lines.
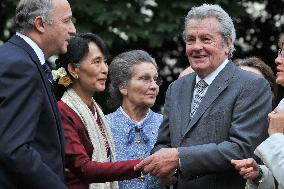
16, 32, 45, 65
119, 106, 150, 126
195, 59, 229, 86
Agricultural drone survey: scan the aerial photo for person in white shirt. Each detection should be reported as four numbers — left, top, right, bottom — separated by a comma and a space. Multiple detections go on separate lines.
231, 34, 284, 189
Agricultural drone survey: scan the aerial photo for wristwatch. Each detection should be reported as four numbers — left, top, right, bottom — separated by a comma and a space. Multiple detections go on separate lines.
252, 165, 263, 186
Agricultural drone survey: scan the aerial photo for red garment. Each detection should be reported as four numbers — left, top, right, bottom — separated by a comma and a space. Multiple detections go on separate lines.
58, 100, 141, 189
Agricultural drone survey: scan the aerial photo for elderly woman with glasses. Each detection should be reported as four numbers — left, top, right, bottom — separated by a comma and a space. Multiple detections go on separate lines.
106, 50, 163, 189
231, 34, 284, 189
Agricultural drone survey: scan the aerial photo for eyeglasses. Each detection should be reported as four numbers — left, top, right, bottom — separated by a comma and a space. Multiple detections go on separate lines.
278, 49, 284, 59
138, 75, 163, 86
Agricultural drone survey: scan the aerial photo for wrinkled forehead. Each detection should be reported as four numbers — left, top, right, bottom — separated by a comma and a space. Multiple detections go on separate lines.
187, 17, 220, 30
185, 18, 221, 37
132, 62, 158, 75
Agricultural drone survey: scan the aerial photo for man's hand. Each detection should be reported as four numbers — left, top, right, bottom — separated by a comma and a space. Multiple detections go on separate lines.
268, 111, 284, 135
231, 158, 259, 180
134, 148, 179, 178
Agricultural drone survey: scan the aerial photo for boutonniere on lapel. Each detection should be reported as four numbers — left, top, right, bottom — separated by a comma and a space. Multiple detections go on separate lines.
52, 67, 72, 87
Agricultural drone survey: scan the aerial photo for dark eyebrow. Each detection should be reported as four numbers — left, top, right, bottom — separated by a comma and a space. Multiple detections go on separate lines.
92, 56, 104, 60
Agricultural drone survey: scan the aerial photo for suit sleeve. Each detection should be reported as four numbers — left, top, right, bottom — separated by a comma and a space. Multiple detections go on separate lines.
59, 102, 141, 183
151, 83, 173, 154
0, 60, 67, 188
177, 77, 271, 176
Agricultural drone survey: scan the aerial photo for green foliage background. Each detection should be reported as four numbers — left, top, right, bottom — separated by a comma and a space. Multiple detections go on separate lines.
1, 0, 283, 112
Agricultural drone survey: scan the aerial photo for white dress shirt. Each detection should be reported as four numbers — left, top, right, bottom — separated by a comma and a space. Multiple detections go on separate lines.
16, 32, 45, 65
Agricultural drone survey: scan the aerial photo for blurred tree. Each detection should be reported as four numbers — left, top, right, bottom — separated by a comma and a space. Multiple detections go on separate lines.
0, 0, 283, 112
0, 0, 17, 42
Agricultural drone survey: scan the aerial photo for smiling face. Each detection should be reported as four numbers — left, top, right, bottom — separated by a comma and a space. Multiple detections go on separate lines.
275, 44, 284, 86
121, 62, 159, 109
74, 42, 108, 95
185, 17, 232, 78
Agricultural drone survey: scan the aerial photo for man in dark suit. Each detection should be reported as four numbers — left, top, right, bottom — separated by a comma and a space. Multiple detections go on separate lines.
0, 0, 76, 188
135, 4, 271, 189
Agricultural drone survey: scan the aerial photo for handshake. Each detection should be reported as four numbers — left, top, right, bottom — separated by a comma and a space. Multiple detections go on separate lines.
134, 148, 180, 186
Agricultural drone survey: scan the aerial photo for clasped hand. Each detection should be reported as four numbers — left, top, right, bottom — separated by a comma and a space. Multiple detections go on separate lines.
231, 158, 259, 180
134, 148, 179, 185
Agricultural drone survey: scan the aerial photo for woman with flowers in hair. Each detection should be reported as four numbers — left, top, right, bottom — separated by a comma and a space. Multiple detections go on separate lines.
53, 33, 141, 189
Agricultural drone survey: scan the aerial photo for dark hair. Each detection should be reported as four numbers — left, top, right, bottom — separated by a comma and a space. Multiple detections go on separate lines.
234, 56, 278, 108
278, 33, 284, 49
108, 50, 157, 109
55, 33, 109, 100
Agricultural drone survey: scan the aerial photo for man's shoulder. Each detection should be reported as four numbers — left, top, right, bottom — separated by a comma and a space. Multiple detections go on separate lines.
171, 73, 195, 88
0, 36, 30, 60
233, 66, 268, 85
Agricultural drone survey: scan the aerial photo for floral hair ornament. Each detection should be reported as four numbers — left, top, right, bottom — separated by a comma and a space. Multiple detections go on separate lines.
51, 67, 72, 87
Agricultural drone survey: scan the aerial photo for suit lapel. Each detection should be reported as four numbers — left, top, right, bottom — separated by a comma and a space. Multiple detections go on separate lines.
179, 74, 196, 135
182, 61, 236, 138
9, 35, 64, 151
10, 36, 59, 122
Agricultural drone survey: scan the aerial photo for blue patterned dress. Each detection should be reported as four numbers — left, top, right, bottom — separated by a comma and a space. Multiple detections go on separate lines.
106, 107, 163, 189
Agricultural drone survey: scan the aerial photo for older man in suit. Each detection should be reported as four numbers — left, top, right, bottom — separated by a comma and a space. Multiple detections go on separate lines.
0, 0, 75, 188
135, 4, 271, 189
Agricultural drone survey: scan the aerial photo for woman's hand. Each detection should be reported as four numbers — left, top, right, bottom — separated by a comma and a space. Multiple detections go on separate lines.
231, 158, 259, 180
268, 111, 284, 135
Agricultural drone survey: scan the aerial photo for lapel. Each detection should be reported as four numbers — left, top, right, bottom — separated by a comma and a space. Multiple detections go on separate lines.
9, 35, 64, 145
179, 74, 196, 136
181, 61, 236, 138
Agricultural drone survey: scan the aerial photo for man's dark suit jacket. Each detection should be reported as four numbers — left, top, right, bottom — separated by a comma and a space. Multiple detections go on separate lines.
0, 35, 66, 189
153, 61, 272, 189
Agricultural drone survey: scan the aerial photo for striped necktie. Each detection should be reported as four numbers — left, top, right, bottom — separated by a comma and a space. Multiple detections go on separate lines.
42, 62, 53, 85
190, 79, 208, 118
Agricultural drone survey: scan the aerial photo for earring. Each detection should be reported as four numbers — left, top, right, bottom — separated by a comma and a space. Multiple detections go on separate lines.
75, 74, 79, 79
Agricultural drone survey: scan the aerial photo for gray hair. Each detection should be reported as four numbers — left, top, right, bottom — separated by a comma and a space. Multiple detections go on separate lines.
13, 0, 54, 33
108, 50, 157, 108
183, 4, 236, 58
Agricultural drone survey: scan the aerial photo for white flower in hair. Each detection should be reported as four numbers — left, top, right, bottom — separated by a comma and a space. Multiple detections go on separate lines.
51, 67, 72, 87
52, 67, 67, 81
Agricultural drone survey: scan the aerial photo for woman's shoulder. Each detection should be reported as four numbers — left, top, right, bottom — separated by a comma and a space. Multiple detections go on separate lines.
58, 100, 76, 114
57, 100, 69, 111
149, 110, 163, 121
57, 100, 84, 127
105, 108, 121, 120
151, 111, 163, 117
